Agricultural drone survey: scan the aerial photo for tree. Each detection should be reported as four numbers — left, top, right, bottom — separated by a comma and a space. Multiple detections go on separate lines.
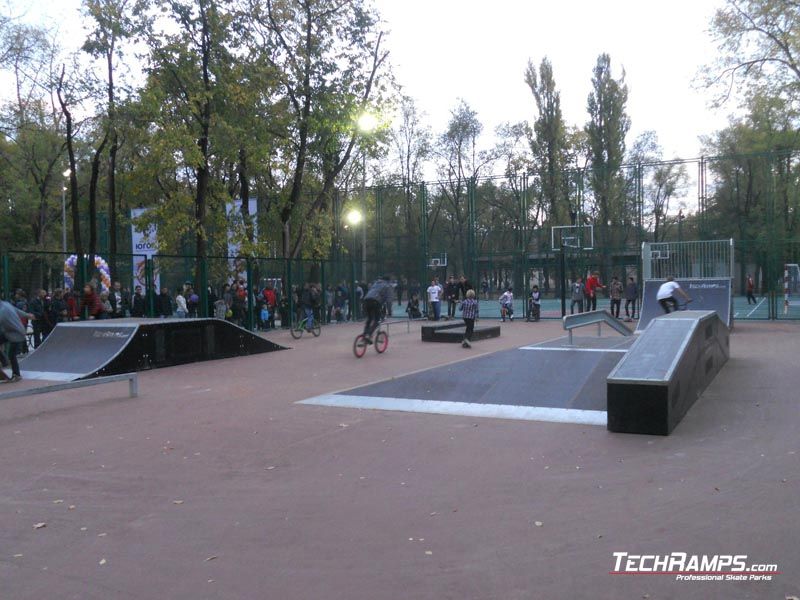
707, 0, 800, 105
136, 0, 238, 276
82, 0, 143, 274
0, 23, 66, 262
387, 95, 431, 267
247, 0, 390, 259
432, 100, 493, 273
627, 131, 689, 242
585, 53, 630, 259
525, 57, 569, 226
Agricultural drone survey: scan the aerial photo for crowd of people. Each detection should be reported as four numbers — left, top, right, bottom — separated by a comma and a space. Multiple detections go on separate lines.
568, 272, 639, 321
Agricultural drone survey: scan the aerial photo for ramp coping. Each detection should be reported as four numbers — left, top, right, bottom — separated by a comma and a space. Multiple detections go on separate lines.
0, 372, 138, 401
562, 310, 633, 345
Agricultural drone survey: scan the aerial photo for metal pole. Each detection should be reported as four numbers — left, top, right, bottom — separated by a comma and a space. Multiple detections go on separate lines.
246, 258, 254, 331
61, 186, 67, 253
560, 244, 567, 317
2, 254, 8, 300
361, 153, 367, 282
351, 227, 357, 322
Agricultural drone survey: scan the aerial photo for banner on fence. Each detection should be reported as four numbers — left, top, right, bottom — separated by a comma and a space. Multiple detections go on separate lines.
226, 198, 258, 285
131, 208, 159, 291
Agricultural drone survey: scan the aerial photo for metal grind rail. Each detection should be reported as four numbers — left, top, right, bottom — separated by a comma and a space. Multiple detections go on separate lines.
562, 310, 634, 345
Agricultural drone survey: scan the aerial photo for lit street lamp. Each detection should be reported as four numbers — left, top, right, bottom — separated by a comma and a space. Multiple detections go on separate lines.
61, 168, 71, 253
346, 209, 363, 320
356, 112, 378, 282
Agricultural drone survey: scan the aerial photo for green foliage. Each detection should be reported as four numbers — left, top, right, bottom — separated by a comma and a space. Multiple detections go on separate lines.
707, 0, 800, 106
586, 53, 630, 249
525, 57, 569, 226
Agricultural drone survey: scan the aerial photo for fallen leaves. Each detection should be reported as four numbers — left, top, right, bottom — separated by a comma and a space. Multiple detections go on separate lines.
33, 523, 46, 529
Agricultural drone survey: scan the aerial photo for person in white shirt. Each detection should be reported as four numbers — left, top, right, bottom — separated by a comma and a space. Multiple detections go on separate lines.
426, 278, 443, 321
656, 277, 691, 313
175, 291, 188, 318
499, 287, 514, 321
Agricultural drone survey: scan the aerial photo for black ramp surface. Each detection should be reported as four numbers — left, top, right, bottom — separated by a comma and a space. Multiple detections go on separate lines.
637, 278, 732, 332
337, 345, 624, 412
20, 322, 138, 381
19, 318, 286, 382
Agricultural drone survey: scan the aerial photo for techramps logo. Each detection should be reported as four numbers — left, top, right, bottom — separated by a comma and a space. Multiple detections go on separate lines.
610, 552, 780, 582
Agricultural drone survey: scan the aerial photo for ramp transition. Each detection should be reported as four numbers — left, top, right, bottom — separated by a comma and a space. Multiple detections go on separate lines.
20, 318, 285, 381
636, 278, 732, 332
608, 310, 729, 435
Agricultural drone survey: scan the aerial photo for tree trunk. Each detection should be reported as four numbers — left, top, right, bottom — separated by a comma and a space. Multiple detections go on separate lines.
239, 146, 253, 243
107, 47, 118, 277
57, 68, 83, 258
88, 130, 109, 260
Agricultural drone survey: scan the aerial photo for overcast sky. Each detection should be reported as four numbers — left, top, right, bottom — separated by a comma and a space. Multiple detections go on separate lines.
375, 0, 733, 161
10, 0, 734, 163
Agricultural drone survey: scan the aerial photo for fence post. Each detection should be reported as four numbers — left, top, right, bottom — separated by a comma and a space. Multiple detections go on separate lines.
199, 257, 208, 318
145, 258, 155, 317
78, 255, 89, 320
286, 259, 293, 328
320, 261, 327, 325
1, 254, 8, 300
246, 257, 254, 331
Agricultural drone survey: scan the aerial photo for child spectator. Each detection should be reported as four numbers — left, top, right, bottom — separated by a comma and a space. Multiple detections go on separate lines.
406, 293, 422, 319
528, 285, 541, 322
459, 289, 479, 348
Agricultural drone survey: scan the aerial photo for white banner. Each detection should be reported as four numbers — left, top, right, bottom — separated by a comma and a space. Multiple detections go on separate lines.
131, 208, 160, 291
226, 198, 258, 284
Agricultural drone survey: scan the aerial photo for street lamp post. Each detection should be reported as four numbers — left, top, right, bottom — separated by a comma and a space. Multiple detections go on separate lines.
357, 113, 378, 283
61, 168, 71, 253
346, 209, 363, 321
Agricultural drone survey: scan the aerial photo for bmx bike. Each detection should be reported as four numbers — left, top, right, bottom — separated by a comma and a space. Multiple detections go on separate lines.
290, 314, 321, 339
353, 323, 389, 358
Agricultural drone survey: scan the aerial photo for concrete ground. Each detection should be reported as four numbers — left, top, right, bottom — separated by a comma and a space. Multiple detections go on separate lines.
0, 319, 798, 599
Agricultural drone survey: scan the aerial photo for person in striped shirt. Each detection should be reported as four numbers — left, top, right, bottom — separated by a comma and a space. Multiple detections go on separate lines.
459, 289, 479, 348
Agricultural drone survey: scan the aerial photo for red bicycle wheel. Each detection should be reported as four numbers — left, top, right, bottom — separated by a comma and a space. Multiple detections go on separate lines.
374, 330, 388, 353
353, 334, 368, 358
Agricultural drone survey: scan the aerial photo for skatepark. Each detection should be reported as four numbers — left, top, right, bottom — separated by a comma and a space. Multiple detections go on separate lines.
1, 306, 798, 599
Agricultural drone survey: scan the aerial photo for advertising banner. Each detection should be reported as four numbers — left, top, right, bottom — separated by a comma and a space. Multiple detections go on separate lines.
131, 208, 160, 291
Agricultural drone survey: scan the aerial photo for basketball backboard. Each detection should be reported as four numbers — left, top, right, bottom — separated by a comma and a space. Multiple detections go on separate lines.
551, 225, 594, 251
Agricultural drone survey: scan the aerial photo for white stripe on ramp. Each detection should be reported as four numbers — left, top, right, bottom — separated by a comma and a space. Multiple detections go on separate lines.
297, 394, 607, 426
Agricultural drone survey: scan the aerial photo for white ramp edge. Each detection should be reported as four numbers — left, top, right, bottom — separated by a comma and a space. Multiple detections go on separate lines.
19, 371, 83, 382
298, 394, 607, 426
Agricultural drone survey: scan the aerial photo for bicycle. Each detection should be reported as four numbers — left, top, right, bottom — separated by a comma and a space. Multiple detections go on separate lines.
290, 314, 321, 339
662, 298, 692, 314
353, 322, 389, 358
